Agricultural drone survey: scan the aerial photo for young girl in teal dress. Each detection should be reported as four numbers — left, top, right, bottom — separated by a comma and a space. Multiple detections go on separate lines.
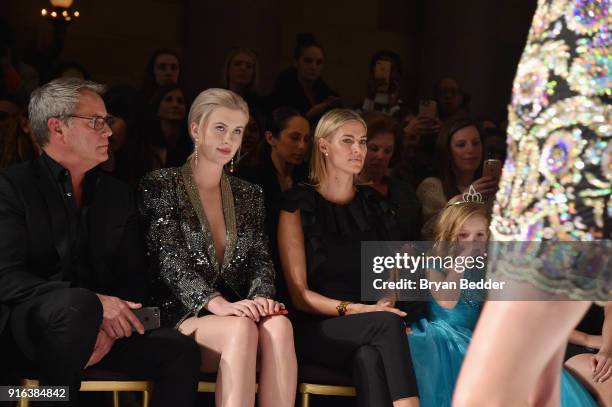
407, 193, 598, 406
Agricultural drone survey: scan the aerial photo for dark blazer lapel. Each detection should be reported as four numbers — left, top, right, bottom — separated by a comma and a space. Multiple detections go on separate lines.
220, 173, 237, 272
32, 159, 72, 276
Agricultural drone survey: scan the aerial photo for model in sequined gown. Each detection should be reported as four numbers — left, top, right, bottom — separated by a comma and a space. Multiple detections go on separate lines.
453, 0, 610, 405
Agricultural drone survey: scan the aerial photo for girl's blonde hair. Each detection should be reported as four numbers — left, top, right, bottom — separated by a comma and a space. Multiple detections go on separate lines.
309, 108, 366, 186
434, 196, 489, 241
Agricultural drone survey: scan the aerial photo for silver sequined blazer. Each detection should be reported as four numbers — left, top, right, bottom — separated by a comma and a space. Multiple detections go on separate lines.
139, 164, 275, 326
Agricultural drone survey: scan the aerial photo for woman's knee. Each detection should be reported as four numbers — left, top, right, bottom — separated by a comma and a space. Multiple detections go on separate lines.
353, 345, 381, 369
370, 311, 405, 335
259, 315, 294, 345
226, 317, 259, 347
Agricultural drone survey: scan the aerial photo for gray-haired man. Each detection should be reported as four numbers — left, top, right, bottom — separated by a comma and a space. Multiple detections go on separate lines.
0, 78, 200, 406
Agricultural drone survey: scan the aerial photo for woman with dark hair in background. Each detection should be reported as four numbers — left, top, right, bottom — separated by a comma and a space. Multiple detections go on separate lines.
357, 111, 421, 241
147, 84, 192, 170
101, 85, 153, 188
141, 48, 181, 102
358, 50, 404, 117
433, 77, 469, 122
222, 47, 265, 172
416, 117, 498, 239
268, 33, 340, 124
241, 107, 310, 303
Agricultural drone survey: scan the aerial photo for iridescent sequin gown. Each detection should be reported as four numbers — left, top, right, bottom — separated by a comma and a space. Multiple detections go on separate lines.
490, 0, 611, 301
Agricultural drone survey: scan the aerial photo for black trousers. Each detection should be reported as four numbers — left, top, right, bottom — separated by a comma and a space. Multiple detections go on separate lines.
1, 287, 200, 407
294, 311, 418, 407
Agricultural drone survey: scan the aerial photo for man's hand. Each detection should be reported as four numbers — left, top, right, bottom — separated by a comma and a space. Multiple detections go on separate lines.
85, 330, 115, 368
96, 294, 144, 338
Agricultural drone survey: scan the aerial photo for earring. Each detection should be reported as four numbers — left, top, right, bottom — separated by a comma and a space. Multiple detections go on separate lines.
194, 138, 199, 165
324, 151, 329, 157
229, 157, 235, 173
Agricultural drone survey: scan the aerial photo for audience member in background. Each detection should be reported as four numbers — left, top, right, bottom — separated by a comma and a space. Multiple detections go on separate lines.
278, 109, 420, 407
434, 77, 469, 122
565, 303, 612, 407
0, 78, 200, 406
222, 47, 265, 173
141, 48, 181, 102
392, 108, 437, 189
416, 117, 498, 240
147, 84, 192, 170
140, 88, 297, 407
101, 85, 153, 188
222, 47, 262, 113
241, 107, 310, 304
0, 20, 39, 100
357, 111, 420, 240
51, 61, 91, 81
0, 93, 37, 169
268, 33, 340, 124
358, 50, 404, 117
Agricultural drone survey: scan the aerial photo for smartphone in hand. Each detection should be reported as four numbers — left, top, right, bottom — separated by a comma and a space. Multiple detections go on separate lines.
132, 307, 161, 332
483, 159, 502, 179
418, 100, 437, 119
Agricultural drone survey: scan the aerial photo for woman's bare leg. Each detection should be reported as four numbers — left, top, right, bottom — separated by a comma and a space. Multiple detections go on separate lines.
453, 301, 590, 407
566, 353, 612, 407
257, 315, 297, 407
180, 315, 258, 407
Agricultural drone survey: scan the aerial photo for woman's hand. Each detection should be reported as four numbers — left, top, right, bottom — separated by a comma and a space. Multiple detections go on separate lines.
347, 303, 407, 317
469, 176, 500, 198
208, 297, 263, 322
253, 296, 285, 316
591, 351, 612, 383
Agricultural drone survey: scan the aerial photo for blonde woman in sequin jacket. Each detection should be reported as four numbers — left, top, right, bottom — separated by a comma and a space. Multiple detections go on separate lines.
139, 88, 297, 407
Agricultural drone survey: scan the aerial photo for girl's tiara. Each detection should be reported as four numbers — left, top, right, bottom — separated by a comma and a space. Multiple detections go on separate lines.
447, 185, 485, 206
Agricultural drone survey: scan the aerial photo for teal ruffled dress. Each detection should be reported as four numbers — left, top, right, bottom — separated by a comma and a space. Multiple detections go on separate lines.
408, 294, 597, 406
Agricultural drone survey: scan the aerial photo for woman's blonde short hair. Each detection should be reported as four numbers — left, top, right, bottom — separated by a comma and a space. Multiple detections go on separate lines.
309, 108, 366, 186
187, 88, 249, 161
434, 196, 489, 241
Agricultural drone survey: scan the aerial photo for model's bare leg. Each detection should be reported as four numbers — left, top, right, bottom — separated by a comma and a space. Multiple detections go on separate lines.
453, 301, 590, 407
180, 315, 258, 407
566, 353, 612, 407
257, 315, 297, 407
528, 343, 564, 407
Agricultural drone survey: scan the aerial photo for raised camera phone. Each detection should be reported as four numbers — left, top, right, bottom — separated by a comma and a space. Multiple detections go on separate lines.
483, 159, 502, 179
418, 100, 437, 119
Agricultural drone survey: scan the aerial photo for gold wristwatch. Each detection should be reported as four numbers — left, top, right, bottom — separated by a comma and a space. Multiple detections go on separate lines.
336, 301, 352, 316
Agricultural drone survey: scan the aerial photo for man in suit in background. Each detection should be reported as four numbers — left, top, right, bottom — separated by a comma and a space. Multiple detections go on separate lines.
0, 78, 200, 406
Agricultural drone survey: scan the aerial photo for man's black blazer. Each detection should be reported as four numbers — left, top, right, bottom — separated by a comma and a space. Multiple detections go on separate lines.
0, 156, 148, 337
